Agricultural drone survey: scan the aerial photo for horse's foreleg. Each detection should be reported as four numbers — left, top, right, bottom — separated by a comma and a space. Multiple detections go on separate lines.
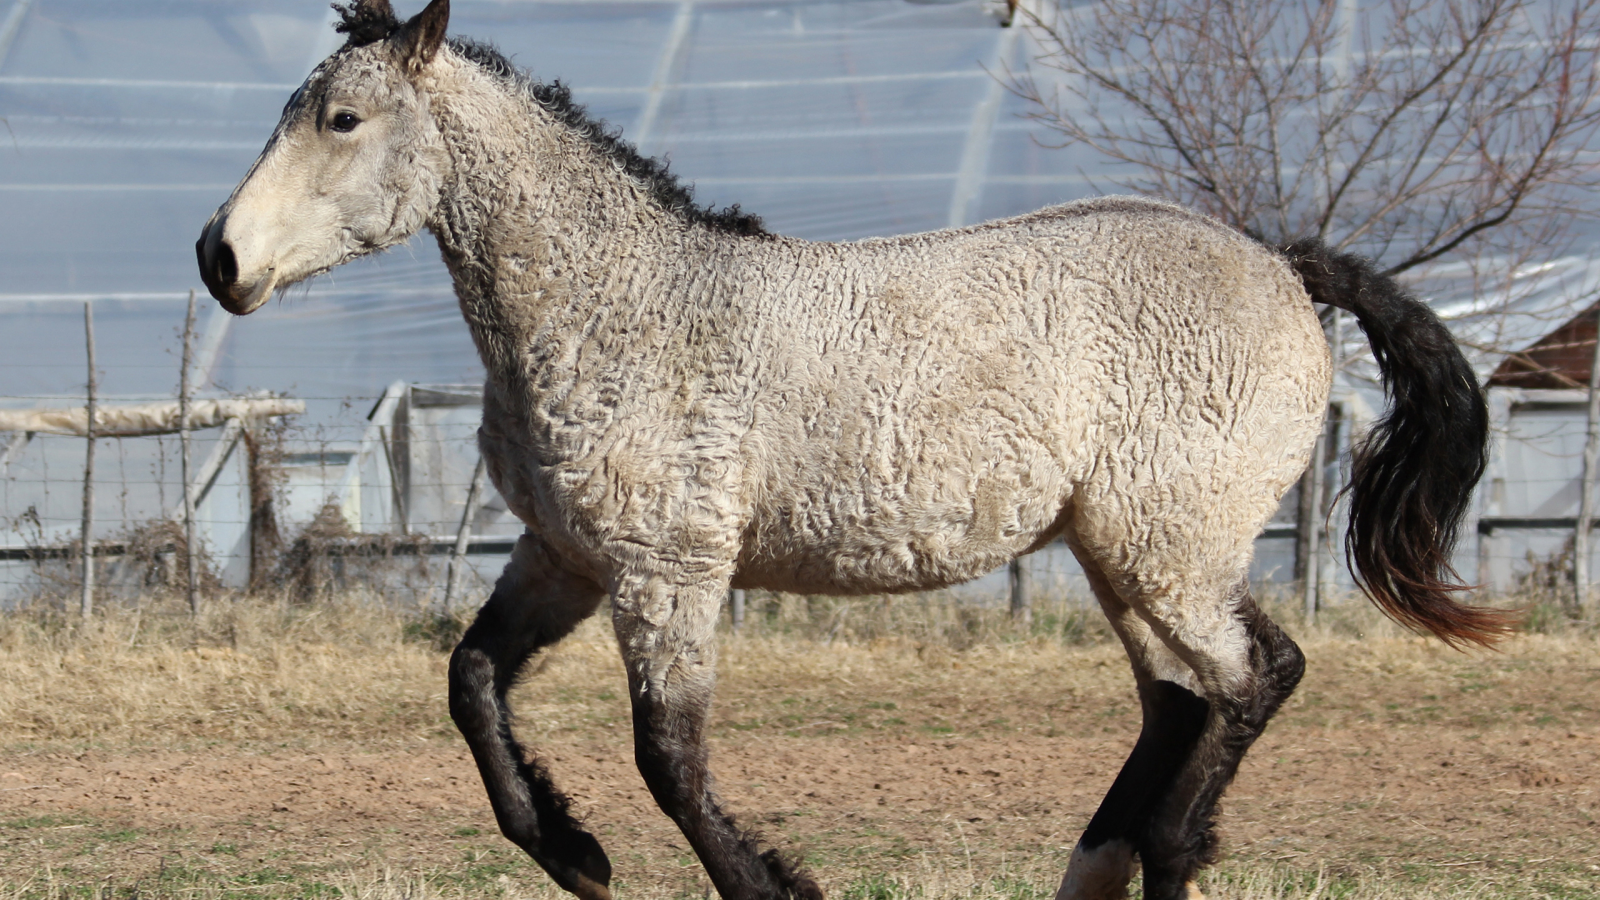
448, 534, 613, 900
1056, 551, 1211, 900
614, 576, 823, 900
1133, 585, 1304, 900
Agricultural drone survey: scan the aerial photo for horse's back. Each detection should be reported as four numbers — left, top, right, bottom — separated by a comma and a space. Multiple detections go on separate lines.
735, 197, 1329, 596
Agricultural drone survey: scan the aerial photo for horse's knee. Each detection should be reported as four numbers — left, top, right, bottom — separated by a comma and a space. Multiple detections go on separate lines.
448, 642, 498, 735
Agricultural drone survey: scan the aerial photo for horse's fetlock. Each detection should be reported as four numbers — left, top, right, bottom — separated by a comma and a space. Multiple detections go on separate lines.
759, 848, 823, 900
499, 814, 542, 851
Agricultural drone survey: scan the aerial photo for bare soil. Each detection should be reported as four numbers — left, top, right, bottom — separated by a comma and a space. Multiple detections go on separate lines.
2, 622, 1597, 897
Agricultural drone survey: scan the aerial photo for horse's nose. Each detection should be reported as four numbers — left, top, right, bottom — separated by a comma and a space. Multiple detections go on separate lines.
195, 224, 238, 302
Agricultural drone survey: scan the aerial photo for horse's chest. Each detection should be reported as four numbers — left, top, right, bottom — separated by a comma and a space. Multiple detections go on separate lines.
478, 374, 751, 573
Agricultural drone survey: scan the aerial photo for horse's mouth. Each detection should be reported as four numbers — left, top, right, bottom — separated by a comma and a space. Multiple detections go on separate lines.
222, 270, 278, 316
205, 267, 277, 316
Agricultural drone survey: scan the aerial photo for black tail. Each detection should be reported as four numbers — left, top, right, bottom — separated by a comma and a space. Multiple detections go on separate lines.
1281, 239, 1515, 647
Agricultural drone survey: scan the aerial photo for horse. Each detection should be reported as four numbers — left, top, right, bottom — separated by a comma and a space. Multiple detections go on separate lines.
195, 2, 1509, 898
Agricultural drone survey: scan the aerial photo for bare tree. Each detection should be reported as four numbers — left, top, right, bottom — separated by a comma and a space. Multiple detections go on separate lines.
1012, 0, 1600, 273
1011, 0, 1600, 610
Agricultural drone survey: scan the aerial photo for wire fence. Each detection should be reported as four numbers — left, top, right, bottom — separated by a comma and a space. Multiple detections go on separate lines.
0, 384, 1335, 622
4, 380, 1595, 618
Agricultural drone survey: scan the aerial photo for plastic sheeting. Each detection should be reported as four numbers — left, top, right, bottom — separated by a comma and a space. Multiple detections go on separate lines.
0, 0, 1117, 420
6, 0, 1588, 415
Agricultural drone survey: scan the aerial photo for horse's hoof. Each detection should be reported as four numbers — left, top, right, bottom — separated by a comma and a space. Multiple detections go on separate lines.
535, 828, 613, 900
789, 875, 825, 900
569, 873, 614, 900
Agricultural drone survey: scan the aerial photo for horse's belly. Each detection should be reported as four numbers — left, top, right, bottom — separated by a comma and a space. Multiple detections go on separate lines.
736, 443, 1075, 595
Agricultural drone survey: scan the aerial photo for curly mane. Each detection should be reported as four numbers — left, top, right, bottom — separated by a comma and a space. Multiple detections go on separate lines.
328, 5, 765, 235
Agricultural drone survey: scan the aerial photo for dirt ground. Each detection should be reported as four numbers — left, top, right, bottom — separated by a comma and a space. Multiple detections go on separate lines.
2, 622, 1597, 898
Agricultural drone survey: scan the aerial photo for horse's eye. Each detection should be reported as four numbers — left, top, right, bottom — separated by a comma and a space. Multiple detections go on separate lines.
330, 111, 360, 133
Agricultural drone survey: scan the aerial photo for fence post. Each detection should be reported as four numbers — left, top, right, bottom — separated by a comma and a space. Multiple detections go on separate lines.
1008, 558, 1030, 623
1575, 305, 1600, 619
80, 301, 97, 619
180, 290, 200, 616
1302, 433, 1325, 625
730, 588, 746, 632
1301, 310, 1347, 624
443, 454, 487, 614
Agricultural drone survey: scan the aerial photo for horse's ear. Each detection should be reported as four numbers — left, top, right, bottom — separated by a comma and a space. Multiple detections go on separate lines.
397, 0, 449, 73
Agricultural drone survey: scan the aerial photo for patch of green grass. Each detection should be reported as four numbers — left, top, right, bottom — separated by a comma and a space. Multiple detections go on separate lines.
837, 873, 915, 900
2, 814, 89, 830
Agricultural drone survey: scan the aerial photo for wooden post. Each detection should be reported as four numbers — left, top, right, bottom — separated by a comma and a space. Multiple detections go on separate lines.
1301, 308, 1343, 625
0, 430, 31, 475
443, 454, 487, 614
1574, 305, 1600, 618
80, 301, 97, 619
1009, 558, 1031, 623
180, 290, 200, 616
1302, 433, 1325, 625
730, 588, 746, 632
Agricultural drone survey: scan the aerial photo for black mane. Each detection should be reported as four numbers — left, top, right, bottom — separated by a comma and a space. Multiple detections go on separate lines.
334, 2, 401, 47
452, 39, 765, 236
330, 5, 766, 236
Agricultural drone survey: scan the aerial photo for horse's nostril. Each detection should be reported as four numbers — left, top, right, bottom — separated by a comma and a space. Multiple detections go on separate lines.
213, 241, 239, 287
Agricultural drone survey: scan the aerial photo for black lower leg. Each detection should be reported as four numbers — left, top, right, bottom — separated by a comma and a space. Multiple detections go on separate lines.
448, 552, 611, 899
633, 693, 823, 900
452, 637, 611, 896
1138, 595, 1305, 899
1079, 680, 1210, 852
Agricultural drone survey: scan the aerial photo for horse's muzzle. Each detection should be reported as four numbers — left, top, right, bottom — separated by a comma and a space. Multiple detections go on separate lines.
195, 228, 237, 301
195, 221, 275, 315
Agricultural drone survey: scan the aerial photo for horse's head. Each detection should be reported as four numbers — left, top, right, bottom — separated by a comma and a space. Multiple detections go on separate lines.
196, 0, 451, 314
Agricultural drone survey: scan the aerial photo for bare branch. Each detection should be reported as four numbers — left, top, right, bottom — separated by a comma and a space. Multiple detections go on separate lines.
1014, 0, 1600, 336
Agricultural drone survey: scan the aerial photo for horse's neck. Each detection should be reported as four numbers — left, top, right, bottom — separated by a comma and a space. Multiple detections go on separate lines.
425, 72, 703, 396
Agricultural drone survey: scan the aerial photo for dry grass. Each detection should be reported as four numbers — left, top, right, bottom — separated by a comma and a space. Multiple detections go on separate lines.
0, 586, 1582, 748
0, 592, 455, 747
0, 855, 1552, 900
1, 590, 1596, 899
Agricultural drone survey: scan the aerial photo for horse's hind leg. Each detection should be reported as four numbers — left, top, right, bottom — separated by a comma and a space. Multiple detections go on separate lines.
613, 573, 823, 900
1135, 584, 1304, 899
1058, 552, 1303, 900
1055, 548, 1212, 900
449, 533, 612, 900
